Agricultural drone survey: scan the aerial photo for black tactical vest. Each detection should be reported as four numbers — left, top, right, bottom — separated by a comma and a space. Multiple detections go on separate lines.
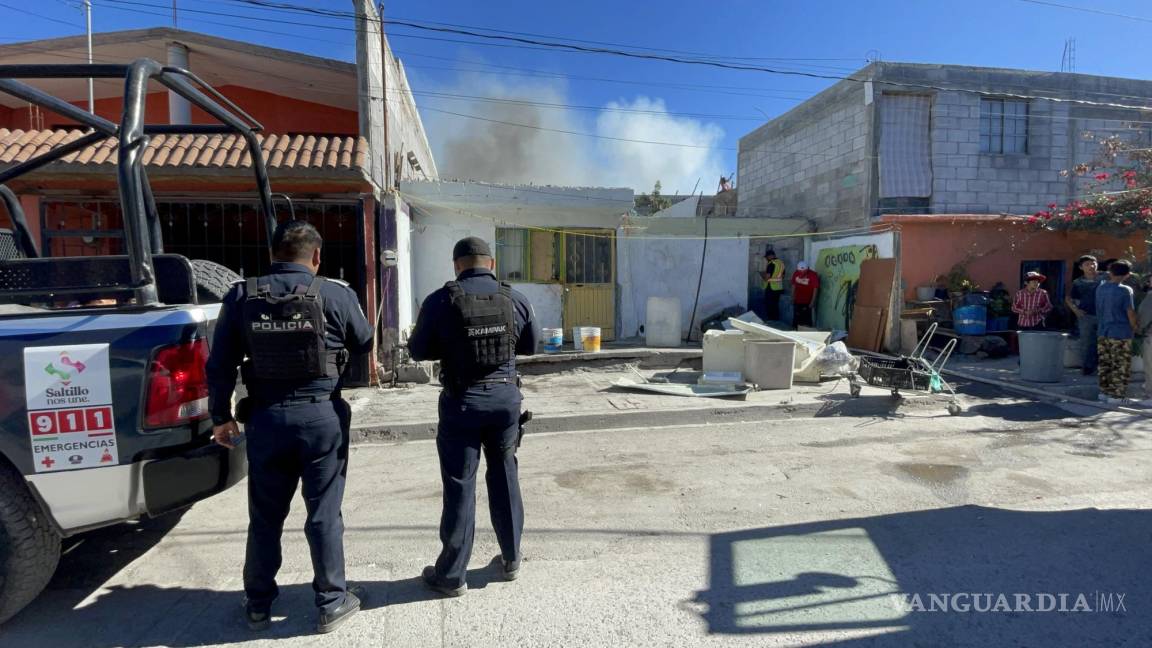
443, 280, 517, 384
241, 276, 334, 381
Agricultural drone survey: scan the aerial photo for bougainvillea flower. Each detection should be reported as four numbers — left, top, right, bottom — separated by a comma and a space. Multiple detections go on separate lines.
1096, 173, 1110, 181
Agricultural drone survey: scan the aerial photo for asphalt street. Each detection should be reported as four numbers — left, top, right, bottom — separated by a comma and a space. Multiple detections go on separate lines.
4, 399, 1152, 647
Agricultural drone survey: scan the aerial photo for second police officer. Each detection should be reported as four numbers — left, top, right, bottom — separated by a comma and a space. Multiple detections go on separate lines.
408, 236, 539, 596
206, 220, 373, 634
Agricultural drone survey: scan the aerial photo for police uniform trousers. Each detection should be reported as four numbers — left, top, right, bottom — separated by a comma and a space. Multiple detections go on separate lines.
434, 382, 524, 587
243, 396, 352, 614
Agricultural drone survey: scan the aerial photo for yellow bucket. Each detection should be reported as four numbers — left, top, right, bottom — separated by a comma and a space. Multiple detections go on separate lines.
578, 326, 601, 352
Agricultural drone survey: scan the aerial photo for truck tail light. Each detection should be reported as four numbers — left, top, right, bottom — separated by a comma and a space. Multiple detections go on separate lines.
144, 339, 210, 429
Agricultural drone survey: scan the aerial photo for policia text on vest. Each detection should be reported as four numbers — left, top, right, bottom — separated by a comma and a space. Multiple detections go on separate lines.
205, 220, 373, 634
408, 236, 540, 595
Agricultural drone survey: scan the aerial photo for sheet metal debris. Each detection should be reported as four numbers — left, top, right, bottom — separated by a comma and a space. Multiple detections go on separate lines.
611, 378, 752, 398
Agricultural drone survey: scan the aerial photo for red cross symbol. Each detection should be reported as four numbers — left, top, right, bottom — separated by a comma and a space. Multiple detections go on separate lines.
41, 456, 55, 469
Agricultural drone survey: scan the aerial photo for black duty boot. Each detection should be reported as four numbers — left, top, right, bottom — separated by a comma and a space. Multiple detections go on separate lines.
500, 556, 521, 581
316, 588, 362, 634
244, 599, 273, 632
422, 565, 467, 597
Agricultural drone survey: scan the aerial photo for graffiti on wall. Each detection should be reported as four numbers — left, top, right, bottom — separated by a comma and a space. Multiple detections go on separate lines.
814, 243, 879, 331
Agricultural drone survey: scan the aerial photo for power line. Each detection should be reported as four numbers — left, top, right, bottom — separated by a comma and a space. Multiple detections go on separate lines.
220, 0, 866, 68
36, 0, 1152, 109
52, 0, 836, 101
7, 26, 1152, 145
0, 1, 81, 27
96, 0, 1152, 110
102, 0, 861, 75
1016, 0, 1152, 24
8, 38, 1152, 162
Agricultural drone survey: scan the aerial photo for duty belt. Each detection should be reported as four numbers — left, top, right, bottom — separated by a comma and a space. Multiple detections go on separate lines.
444, 373, 521, 394
253, 391, 342, 406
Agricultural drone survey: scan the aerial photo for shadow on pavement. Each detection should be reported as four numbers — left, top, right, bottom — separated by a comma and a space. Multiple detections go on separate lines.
963, 402, 1075, 422
3, 551, 509, 645
36, 510, 186, 608
693, 505, 1152, 646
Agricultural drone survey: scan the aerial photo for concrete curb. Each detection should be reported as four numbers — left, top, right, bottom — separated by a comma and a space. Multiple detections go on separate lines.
349, 392, 950, 444
942, 368, 1152, 418
517, 348, 702, 374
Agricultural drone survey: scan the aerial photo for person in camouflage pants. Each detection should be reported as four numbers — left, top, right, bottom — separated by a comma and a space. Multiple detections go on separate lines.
1095, 260, 1138, 402
1097, 337, 1132, 399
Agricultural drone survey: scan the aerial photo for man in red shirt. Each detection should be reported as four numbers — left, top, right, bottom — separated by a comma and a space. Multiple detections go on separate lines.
791, 260, 820, 329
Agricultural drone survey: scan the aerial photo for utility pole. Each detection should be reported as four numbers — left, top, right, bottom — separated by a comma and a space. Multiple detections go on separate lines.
172, 0, 177, 28
84, 0, 94, 113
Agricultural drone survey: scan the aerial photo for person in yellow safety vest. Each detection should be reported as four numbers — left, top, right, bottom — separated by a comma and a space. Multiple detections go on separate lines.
760, 247, 786, 322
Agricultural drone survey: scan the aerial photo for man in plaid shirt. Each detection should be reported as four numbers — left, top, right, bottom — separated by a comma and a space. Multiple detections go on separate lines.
1012, 271, 1053, 330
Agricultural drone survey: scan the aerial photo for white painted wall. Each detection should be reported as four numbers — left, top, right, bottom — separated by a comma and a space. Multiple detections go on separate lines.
384, 39, 438, 182
409, 205, 495, 318
404, 182, 632, 336
394, 197, 414, 334
511, 283, 563, 331
650, 196, 700, 219
618, 232, 750, 341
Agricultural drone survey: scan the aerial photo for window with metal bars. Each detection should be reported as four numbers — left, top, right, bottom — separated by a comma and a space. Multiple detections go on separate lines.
980, 98, 1029, 154
496, 227, 562, 282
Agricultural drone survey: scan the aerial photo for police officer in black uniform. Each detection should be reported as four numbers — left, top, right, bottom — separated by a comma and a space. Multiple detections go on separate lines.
409, 236, 539, 596
206, 220, 373, 634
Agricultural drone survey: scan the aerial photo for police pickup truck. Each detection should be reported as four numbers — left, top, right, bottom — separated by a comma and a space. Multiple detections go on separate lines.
0, 60, 284, 623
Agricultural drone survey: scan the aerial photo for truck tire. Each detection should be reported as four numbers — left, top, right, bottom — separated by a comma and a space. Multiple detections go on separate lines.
191, 259, 241, 304
0, 465, 60, 624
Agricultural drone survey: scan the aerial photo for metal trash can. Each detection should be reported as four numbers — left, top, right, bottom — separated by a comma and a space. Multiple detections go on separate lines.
1018, 331, 1068, 382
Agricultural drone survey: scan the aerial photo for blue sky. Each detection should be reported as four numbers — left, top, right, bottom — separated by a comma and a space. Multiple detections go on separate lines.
5, 0, 1152, 192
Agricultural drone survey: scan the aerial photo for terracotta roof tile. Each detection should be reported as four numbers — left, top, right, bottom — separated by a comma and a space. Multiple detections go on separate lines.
313, 136, 330, 169
209, 141, 230, 167
0, 129, 367, 177
282, 134, 305, 168
225, 145, 245, 168
267, 133, 289, 167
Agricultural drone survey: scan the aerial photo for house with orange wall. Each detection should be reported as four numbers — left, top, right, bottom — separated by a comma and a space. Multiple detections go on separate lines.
879, 214, 1148, 305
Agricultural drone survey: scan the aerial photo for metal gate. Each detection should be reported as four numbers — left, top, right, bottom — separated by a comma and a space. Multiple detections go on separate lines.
41, 198, 366, 302
562, 228, 615, 341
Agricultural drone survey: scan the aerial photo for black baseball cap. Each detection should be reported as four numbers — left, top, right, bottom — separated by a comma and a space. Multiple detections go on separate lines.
453, 236, 492, 260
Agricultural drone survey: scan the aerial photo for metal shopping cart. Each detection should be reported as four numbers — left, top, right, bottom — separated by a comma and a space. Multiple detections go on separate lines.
847, 323, 962, 415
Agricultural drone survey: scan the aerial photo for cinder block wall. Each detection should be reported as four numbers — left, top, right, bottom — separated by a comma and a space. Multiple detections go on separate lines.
737, 79, 872, 229
736, 77, 873, 307
929, 90, 1070, 214
878, 63, 1152, 216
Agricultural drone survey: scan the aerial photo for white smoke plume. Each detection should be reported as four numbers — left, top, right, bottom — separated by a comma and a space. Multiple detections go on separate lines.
419, 71, 728, 195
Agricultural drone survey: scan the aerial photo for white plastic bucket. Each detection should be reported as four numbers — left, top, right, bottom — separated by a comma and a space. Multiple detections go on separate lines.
542, 328, 563, 353
573, 326, 601, 352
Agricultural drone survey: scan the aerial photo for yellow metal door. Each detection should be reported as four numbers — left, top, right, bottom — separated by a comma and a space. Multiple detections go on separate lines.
561, 229, 615, 341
